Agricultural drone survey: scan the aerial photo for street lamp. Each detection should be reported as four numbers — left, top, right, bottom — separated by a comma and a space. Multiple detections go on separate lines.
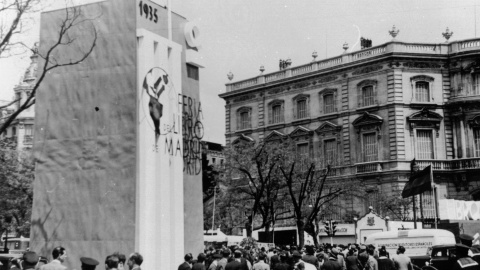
2, 215, 12, 254
353, 217, 358, 244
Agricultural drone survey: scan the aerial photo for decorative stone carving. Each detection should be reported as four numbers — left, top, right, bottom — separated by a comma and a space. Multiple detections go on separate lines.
232, 134, 254, 144
289, 126, 313, 138
352, 112, 383, 140
468, 114, 480, 127
403, 62, 442, 69
264, 130, 285, 142
233, 94, 256, 102
352, 65, 383, 75
406, 108, 443, 137
315, 121, 341, 142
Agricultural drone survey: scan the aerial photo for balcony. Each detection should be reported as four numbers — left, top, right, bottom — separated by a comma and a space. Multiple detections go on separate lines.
415, 158, 480, 171
356, 161, 383, 174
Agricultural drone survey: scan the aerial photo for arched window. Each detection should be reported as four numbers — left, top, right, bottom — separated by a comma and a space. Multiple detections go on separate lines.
267, 100, 284, 124
410, 75, 434, 103
319, 88, 337, 114
357, 80, 377, 108
293, 94, 310, 119
236, 107, 252, 130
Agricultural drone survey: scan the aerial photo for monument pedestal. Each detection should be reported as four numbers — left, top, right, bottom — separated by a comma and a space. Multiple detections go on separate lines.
31, 1, 204, 269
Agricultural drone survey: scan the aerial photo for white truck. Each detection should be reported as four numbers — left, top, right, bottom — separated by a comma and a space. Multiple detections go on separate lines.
364, 229, 456, 268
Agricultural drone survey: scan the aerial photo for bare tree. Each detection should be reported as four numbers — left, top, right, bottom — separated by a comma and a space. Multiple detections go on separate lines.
278, 139, 362, 248
377, 190, 413, 221
223, 139, 289, 238
0, 2, 98, 135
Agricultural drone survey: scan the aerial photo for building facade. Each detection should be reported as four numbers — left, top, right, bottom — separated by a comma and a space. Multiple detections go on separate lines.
219, 35, 480, 221
0, 46, 37, 150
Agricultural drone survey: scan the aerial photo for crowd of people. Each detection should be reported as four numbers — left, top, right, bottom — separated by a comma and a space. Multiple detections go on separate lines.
0, 246, 143, 270
178, 243, 416, 270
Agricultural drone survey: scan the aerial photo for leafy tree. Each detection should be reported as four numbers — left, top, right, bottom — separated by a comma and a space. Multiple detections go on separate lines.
0, 138, 34, 238
0, 1, 98, 135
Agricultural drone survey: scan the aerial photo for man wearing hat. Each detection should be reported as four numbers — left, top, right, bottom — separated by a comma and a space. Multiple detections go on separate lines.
453, 243, 480, 270
460, 234, 480, 263
208, 253, 222, 270
80, 257, 99, 270
22, 251, 39, 270
319, 249, 341, 270
225, 250, 245, 270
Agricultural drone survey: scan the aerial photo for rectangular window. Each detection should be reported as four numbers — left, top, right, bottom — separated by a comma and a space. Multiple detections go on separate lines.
365, 190, 380, 214
324, 94, 334, 114
415, 82, 430, 102
416, 130, 434, 159
239, 111, 250, 130
362, 86, 375, 106
272, 104, 282, 124
186, 64, 199, 80
475, 128, 480, 157
324, 139, 337, 165
363, 132, 377, 162
474, 75, 480, 95
297, 143, 309, 158
12, 126, 16, 136
25, 125, 33, 136
297, 100, 307, 119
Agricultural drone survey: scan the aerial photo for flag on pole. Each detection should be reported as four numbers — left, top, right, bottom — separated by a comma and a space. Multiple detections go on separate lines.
402, 165, 433, 198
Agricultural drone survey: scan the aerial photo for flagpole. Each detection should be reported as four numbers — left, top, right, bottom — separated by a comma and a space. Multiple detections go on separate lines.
431, 165, 438, 229
411, 160, 417, 229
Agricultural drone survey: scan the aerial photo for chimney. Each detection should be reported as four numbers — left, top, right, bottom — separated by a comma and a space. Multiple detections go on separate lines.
360, 37, 372, 50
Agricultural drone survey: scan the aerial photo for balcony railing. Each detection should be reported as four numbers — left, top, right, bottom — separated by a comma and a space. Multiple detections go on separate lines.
415, 158, 480, 171
223, 38, 480, 92
452, 158, 480, 170
356, 161, 383, 174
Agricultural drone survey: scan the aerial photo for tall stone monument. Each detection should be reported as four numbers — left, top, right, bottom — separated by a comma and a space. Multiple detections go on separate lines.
30, 1, 204, 269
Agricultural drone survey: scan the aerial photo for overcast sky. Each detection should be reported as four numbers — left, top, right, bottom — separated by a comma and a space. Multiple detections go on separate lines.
1, 0, 479, 144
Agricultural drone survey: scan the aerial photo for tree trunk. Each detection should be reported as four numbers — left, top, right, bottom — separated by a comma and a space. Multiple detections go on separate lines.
264, 223, 271, 243
297, 220, 305, 249
245, 216, 253, 237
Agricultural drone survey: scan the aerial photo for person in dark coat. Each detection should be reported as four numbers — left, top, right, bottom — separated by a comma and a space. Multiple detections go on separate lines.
179, 253, 193, 270
346, 248, 359, 270
376, 249, 394, 270
273, 252, 290, 270
192, 253, 207, 270
320, 251, 342, 270
452, 244, 480, 270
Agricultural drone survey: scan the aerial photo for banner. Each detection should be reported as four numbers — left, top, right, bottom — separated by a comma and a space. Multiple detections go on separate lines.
402, 165, 432, 198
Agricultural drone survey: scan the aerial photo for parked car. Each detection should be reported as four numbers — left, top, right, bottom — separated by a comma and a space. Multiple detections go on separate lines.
421, 244, 457, 270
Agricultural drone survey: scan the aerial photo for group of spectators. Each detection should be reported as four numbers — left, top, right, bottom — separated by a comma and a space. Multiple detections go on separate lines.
0, 246, 144, 270
178, 243, 414, 270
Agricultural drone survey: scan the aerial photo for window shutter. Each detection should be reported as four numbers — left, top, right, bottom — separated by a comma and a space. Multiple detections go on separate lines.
248, 109, 252, 128
236, 111, 240, 130
268, 105, 272, 124
373, 85, 378, 105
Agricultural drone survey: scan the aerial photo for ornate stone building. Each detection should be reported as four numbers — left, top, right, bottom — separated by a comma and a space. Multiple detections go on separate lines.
0, 46, 37, 150
219, 31, 480, 220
